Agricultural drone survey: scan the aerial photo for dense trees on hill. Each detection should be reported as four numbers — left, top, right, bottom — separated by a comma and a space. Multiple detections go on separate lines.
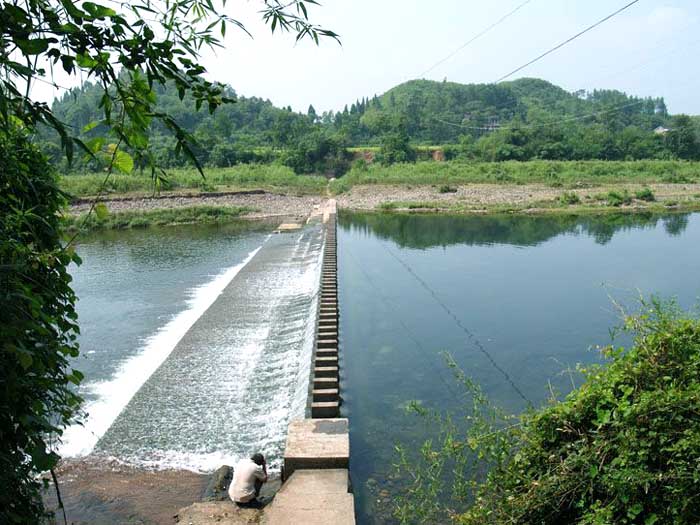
39, 77, 700, 173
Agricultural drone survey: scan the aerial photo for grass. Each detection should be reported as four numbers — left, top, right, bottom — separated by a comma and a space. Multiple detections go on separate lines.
62, 204, 255, 232
60, 164, 327, 199
330, 160, 700, 194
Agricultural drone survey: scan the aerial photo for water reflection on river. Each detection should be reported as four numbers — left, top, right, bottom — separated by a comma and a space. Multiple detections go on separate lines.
338, 211, 700, 524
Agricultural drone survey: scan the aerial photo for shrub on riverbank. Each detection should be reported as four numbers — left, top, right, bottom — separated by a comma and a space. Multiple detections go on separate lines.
63, 205, 254, 232
330, 160, 700, 193
59, 165, 327, 199
394, 300, 700, 524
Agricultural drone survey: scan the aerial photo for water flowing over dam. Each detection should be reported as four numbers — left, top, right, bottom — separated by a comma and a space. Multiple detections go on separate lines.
64, 222, 324, 472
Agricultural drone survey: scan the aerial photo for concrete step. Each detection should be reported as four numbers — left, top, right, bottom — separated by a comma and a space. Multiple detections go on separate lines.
315, 356, 338, 367
314, 366, 338, 378
283, 419, 349, 478
311, 401, 340, 418
313, 377, 338, 390
317, 339, 338, 349
312, 388, 339, 402
277, 469, 348, 496
315, 349, 337, 359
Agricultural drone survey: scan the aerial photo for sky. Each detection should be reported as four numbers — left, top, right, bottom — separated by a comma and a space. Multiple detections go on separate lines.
32, 0, 700, 114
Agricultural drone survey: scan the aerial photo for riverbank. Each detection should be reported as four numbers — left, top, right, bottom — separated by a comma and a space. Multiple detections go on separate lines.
43, 458, 209, 524
335, 182, 700, 215
65, 192, 324, 231
65, 181, 700, 233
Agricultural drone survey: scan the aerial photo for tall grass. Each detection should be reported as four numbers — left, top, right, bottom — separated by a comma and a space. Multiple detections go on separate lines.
330, 160, 700, 193
60, 164, 327, 198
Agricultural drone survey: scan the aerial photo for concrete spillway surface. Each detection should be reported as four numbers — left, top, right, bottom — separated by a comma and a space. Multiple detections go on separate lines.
91, 224, 323, 471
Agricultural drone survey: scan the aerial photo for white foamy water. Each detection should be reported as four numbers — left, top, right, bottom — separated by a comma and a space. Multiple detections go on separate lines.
91, 226, 324, 472
60, 245, 263, 458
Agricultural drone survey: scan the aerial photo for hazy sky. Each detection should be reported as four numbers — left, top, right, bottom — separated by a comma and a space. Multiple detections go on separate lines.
33, 0, 700, 114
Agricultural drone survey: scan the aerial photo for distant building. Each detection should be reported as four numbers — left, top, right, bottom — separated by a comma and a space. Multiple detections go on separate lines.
654, 126, 671, 135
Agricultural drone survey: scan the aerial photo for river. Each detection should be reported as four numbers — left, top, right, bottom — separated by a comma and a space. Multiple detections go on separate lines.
63, 212, 699, 523
337, 211, 700, 524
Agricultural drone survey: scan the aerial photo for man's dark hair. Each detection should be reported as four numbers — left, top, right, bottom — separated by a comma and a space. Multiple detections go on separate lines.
251, 453, 265, 466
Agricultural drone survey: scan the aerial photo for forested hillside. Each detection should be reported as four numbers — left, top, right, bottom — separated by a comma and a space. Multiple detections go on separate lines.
39, 77, 700, 173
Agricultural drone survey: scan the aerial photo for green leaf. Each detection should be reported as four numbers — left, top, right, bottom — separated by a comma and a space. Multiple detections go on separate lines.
113, 150, 134, 174
82, 2, 117, 18
18, 351, 33, 369
76, 53, 98, 68
86, 137, 105, 154
94, 203, 109, 220
16, 39, 52, 55
82, 121, 100, 133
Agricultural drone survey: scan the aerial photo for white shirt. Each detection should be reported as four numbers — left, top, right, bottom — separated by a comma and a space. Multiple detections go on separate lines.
229, 458, 266, 503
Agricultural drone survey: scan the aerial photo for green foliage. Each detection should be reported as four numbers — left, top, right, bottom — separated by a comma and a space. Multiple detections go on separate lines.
377, 130, 417, 165
336, 160, 700, 188
59, 165, 327, 197
36, 76, 700, 169
278, 131, 351, 175
559, 191, 581, 205
607, 190, 633, 207
63, 204, 254, 231
2, 0, 337, 176
438, 184, 458, 194
0, 127, 82, 524
635, 187, 656, 202
393, 300, 700, 525
1, 1, 337, 522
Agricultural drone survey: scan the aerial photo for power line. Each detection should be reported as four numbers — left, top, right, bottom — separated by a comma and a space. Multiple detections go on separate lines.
432, 97, 649, 131
344, 247, 464, 403
380, 242, 533, 407
419, 0, 535, 78
495, 0, 642, 83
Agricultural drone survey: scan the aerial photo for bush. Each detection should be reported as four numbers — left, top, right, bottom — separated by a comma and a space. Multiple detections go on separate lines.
395, 300, 700, 525
1, 127, 82, 523
607, 190, 632, 207
438, 184, 458, 194
378, 131, 416, 165
559, 191, 581, 205
635, 187, 656, 202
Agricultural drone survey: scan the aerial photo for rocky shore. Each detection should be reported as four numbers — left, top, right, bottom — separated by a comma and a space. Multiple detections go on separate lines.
70, 191, 325, 220
335, 182, 700, 212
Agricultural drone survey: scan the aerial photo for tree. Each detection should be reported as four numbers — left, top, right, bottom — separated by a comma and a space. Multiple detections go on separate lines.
1, 126, 82, 524
307, 104, 318, 123
666, 115, 700, 160
0, 1, 337, 522
1, 0, 338, 177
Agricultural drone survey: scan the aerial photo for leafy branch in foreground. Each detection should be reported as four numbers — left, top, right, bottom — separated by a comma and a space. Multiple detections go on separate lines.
1, 0, 338, 179
393, 299, 700, 525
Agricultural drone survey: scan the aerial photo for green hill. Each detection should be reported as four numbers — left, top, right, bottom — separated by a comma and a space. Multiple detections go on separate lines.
39, 77, 698, 170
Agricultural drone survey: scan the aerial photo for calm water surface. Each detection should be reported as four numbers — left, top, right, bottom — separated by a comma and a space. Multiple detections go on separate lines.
337, 212, 700, 524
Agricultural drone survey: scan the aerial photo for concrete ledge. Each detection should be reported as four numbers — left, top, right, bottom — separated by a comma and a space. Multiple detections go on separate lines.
262, 470, 354, 525
284, 419, 349, 479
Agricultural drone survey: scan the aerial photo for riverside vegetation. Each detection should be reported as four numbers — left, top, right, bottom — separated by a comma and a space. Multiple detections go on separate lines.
393, 300, 700, 525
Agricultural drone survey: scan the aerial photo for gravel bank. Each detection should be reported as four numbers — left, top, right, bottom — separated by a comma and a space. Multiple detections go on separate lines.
70, 191, 325, 220
336, 183, 700, 211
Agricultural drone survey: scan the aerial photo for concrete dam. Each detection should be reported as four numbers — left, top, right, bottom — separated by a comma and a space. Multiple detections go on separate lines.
63, 199, 354, 523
